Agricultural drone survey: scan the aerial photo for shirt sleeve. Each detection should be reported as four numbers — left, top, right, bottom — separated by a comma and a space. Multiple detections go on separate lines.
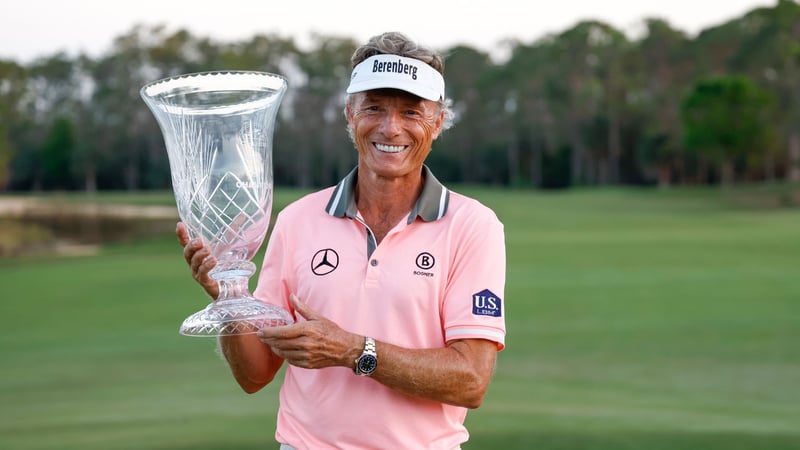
442, 203, 507, 350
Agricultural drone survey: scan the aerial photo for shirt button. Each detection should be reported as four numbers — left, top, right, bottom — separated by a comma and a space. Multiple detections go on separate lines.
370, 259, 378, 267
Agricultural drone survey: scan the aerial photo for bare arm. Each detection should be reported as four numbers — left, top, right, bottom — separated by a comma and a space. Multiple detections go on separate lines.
216, 334, 285, 393
259, 295, 498, 408
176, 222, 283, 393
370, 338, 496, 408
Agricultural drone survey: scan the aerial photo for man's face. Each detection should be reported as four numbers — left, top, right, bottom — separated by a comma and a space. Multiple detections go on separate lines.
346, 88, 444, 180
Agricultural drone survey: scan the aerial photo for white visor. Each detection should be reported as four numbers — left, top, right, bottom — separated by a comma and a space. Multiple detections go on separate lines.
346, 54, 445, 101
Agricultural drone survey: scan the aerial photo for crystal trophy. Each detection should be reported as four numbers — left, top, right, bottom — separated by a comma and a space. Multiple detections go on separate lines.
141, 71, 294, 336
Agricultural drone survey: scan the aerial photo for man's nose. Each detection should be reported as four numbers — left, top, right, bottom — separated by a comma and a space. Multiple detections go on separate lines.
379, 110, 403, 136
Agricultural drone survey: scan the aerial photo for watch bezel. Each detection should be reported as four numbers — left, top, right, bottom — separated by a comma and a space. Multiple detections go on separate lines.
356, 354, 378, 375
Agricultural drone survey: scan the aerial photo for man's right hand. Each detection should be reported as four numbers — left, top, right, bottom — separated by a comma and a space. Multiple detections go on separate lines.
176, 222, 219, 299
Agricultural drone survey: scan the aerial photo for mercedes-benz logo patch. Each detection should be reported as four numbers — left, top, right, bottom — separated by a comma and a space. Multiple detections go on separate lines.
416, 252, 435, 270
311, 248, 339, 276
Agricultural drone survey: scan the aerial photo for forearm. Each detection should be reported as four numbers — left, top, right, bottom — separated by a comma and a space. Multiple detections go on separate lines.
256, 297, 499, 407
366, 339, 497, 409
218, 333, 284, 393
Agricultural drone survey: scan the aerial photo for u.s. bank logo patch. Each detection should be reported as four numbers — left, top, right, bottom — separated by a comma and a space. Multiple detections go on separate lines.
472, 289, 502, 317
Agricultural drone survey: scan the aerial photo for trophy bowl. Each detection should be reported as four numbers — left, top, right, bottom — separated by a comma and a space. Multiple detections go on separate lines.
140, 71, 294, 336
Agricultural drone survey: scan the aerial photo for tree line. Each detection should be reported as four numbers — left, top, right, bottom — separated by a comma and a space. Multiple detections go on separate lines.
1, 0, 798, 192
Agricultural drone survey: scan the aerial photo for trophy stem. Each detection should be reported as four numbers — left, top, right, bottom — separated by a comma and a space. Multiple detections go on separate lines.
217, 275, 252, 302
179, 268, 294, 337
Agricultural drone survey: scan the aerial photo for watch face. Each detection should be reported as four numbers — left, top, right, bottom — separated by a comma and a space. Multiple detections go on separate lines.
358, 355, 377, 375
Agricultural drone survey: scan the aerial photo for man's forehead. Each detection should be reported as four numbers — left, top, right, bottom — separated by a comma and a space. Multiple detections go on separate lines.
359, 88, 428, 103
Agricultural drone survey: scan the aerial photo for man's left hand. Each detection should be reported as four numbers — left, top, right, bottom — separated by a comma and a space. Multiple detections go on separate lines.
257, 294, 361, 370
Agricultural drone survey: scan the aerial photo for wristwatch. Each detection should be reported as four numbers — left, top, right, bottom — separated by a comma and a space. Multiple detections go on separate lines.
354, 336, 378, 376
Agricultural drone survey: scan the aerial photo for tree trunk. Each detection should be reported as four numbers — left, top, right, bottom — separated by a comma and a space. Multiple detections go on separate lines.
460, 135, 473, 183
608, 112, 621, 184
789, 132, 800, 182
84, 163, 97, 194
657, 164, 671, 189
506, 133, 520, 186
721, 160, 735, 186
125, 160, 139, 191
763, 152, 776, 183
32, 167, 43, 192
597, 156, 609, 185
529, 134, 543, 189
585, 153, 598, 185
568, 126, 585, 186
697, 156, 709, 185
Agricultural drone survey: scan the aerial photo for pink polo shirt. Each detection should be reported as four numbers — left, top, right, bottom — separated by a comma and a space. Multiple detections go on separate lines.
253, 166, 506, 450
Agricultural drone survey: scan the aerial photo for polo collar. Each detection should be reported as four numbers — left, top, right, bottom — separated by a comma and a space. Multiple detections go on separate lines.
325, 165, 450, 223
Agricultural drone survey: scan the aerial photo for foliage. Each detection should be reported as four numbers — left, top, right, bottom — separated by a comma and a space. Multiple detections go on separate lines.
0, 2, 799, 191
681, 75, 778, 183
39, 117, 76, 189
0, 59, 29, 189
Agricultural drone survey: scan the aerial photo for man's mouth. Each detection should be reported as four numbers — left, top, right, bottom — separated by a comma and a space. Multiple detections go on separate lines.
375, 143, 407, 153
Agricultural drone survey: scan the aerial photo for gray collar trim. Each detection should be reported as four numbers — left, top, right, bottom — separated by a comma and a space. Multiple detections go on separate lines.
324, 165, 449, 223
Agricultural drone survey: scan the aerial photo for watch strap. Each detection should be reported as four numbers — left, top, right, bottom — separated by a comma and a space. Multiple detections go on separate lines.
354, 336, 378, 376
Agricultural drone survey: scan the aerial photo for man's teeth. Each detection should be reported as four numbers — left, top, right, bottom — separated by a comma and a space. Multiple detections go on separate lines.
376, 143, 406, 153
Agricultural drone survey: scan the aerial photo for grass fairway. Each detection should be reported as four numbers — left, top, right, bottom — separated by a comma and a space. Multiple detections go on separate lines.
1, 186, 799, 449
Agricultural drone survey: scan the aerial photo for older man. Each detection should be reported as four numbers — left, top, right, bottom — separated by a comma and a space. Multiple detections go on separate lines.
178, 31, 507, 449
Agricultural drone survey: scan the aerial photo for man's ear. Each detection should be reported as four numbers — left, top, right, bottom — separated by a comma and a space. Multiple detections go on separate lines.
345, 101, 354, 123
432, 109, 445, 140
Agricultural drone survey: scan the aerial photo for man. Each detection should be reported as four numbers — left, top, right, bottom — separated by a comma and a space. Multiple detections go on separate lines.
178, 31, 506, 449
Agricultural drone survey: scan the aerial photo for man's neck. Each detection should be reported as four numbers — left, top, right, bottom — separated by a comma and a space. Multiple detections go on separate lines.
355, 168, 424, 243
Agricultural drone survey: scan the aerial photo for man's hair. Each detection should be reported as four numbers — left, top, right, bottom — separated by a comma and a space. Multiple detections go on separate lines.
351, 31, 445, 76
346, 31, 455, 132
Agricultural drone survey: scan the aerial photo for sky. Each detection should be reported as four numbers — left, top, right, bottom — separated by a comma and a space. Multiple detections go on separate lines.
0, 0, 779, 63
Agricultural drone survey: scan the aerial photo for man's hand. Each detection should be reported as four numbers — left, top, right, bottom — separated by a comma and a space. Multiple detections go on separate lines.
257, 296, 498, 408
176, 222, 220, 299
257, 295, 361, 369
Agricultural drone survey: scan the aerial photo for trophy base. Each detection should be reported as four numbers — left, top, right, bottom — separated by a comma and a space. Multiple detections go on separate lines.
179, 298, 294, 337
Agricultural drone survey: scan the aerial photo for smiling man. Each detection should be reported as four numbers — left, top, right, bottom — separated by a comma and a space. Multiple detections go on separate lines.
178, 31, 507, 450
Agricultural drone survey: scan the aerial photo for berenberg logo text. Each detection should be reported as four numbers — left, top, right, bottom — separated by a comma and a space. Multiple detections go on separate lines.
372, 59, 418, 80
472, 289, 502, 317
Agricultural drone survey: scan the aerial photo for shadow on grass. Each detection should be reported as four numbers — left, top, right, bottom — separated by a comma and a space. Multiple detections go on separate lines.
146, 430, 800, 450
465, 429, 800, 450
153, 445, 270, 450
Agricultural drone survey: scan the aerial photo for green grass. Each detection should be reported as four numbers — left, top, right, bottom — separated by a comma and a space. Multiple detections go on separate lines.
1, 185, 799, 449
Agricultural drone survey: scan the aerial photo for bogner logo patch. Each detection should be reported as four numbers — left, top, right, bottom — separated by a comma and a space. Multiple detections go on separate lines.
414, 252, 435, 277
472, 289, 502, 317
